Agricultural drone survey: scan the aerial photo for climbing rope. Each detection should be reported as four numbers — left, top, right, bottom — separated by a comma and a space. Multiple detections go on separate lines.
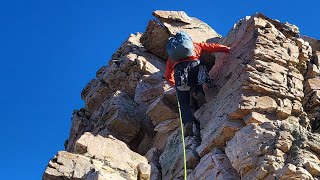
177, 99, 188, 180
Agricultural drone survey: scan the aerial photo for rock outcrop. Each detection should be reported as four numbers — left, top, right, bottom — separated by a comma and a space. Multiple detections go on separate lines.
43, 11, 320, 180
44, 132, 150, 180
225, 121, 320, 179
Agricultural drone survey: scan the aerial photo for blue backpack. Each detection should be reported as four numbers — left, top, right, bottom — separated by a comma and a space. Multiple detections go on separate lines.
166, 31, 195, 61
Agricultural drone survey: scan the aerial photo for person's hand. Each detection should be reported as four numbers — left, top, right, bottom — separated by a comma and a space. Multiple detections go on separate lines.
225, 46, 231, 53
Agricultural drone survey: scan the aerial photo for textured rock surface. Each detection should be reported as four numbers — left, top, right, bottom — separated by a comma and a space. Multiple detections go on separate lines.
141, 10, 220, 60
225, 121, 320, 179
301, 36, 320, 133
65, 32, 167, 155
44, 133, 150, 180
159, 128, 201, 180
188, 148, 240, 180
90, 90, 141, 143
146, 88, 179, 126
44, 11, 320, 180
196, 13, 313, 159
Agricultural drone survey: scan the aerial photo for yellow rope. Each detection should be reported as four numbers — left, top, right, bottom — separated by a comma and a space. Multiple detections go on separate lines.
177, 100, 187, 180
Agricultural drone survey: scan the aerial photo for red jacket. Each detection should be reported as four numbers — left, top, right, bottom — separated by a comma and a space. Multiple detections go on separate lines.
164, 42, 230, 86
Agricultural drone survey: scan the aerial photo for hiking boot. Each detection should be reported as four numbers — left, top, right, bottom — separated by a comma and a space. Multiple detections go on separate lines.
183, 122, 193, 137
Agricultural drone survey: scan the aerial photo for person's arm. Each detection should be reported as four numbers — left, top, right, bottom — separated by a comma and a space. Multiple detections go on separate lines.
164, 59, 175, 86
197, 42, 230, 53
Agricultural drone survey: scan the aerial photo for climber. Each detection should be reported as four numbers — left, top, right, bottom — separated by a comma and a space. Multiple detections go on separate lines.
165, 31, 230, 136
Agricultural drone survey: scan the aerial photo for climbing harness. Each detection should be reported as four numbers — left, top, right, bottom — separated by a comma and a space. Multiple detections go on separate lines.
176, 60, 214, 91
176, 66, 191, 91
177, 99, 188, 180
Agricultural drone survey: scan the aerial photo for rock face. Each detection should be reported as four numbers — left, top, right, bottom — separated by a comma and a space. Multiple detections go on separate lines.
43, 132, 150, 180
159, 128, 200, 180
188, 148, 240, 180
43, 11, 320, 180
225, 121, 320, 179
141, 10, 220, 60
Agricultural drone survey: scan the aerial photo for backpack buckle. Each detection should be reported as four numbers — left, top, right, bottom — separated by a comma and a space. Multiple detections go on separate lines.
177, 70, 190, 91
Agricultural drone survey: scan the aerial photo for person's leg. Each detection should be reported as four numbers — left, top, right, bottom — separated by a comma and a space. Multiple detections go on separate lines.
176, 88, 194, 124
174, 61, 199, 136
187, 63, 206, 109
176, 88, 195, 137
192, 85, 206, 108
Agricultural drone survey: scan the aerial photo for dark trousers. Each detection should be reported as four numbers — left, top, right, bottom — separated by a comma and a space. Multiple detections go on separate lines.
174, 61, 205, 124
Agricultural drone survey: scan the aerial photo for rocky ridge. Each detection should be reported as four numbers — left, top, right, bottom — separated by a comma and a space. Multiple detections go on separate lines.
43, 10, 320, 180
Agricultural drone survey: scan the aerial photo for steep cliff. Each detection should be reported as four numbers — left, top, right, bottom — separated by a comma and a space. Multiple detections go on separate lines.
43, 11, 320, 180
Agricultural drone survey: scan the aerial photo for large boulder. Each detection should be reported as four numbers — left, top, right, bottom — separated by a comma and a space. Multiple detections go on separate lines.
43, 132, 150, 180
81, 79, 113, 114
146, 88, 179, 126
141, 10, 221, 60
90, 90, 141, 143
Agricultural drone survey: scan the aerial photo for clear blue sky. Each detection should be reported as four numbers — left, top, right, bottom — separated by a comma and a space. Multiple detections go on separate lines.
0, 0, 318, 179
